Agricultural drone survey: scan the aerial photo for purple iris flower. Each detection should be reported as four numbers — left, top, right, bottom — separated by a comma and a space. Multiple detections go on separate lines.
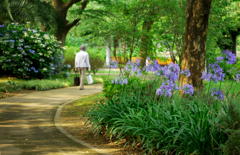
109, 61, 118, 68
147, 60, 161, 72
156, 80, 178, 97
235, 73, 240, 82
216, 56, 224, 63
180, 69, 191, 77
125, 61, 142, 76
112, 78, 128, 85
202, 63, 225, 82
155, 66, 166, 76
182, 84, 194, 95
223, 50, 236, 64
164, 63, 180, 82
211, 89, 224, 100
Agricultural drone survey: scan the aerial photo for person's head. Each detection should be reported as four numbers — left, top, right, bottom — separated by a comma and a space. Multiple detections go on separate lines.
80, 45, 86, 51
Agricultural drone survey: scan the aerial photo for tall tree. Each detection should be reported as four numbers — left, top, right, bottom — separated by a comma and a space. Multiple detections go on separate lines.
179, 0, 212, 90
51, 0, 89, 44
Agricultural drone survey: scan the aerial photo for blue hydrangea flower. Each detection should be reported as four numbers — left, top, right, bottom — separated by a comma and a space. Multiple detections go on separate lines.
211, 89, 224, 100
28, 49, 35, 54
182, 84, 194, 95
7, 40, 15, 42
17, 47, 24, 50
0, 25, 4, 28
223, 50, 236, 64
30, 67, 38, 73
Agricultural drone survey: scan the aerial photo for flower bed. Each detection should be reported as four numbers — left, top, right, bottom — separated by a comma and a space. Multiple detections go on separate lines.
87, 51, 240, 154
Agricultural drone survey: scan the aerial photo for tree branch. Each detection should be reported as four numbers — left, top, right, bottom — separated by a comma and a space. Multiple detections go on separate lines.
80, 0, 89, 11
64, 0, 81, 10
52, 0, 64, 8
67, 18, 80, 30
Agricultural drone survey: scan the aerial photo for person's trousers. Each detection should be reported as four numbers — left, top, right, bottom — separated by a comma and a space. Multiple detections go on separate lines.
79, 68, 86, 89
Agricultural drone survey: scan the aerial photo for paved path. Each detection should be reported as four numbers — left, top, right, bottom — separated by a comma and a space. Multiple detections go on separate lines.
0, 85, 102, 155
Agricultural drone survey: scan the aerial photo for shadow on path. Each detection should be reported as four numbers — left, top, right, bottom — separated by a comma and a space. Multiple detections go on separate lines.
0, 85, 105, 155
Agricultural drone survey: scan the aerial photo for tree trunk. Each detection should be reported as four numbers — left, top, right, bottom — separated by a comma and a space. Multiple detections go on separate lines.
105, 39, 111, 66
217, 28, 240, 55
139, 20, 154, 67
179, 0, 212, 90
229, 29, 240, 55
51, 0, 88, 45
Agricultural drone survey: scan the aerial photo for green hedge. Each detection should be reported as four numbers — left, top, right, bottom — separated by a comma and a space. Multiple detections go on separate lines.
64, 46, 105, 74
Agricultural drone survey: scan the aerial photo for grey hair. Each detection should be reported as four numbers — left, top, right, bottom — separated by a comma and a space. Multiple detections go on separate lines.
80, 45, 87, 51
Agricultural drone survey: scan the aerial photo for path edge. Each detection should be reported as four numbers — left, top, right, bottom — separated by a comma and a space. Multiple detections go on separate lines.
54, 96, 109, 155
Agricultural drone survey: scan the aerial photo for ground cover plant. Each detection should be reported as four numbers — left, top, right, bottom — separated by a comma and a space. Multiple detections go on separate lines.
0, 73, 111, 98
87, 51, 240, 154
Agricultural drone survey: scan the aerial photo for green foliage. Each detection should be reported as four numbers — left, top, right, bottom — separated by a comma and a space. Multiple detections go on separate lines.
64, 46, 105, 73
0, 0, 56, 31
220, 59, 240, 79
88, 78, 240, 154
0, 23, 64, 79
88, 52, 105, 74
0, 78, 73, 93
223, 130, 240, 155
63, 46, 79, 67
220, 100, 240, 155
19, 79, 72, 91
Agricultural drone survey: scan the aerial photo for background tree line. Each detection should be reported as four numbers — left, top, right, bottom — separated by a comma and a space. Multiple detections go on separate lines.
0, 0, 239, 89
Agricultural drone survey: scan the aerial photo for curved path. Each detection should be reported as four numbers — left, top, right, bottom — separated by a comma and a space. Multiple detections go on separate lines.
0, 85, 103, 155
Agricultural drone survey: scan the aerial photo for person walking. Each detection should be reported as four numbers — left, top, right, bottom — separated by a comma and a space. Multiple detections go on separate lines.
75, 45, 91, 90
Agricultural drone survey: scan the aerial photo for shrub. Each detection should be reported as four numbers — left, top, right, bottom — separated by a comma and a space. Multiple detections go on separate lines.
89, 55, 105, 74
63, 46, 105, 74
63, 46, 78, 67
0, 23, 63, 79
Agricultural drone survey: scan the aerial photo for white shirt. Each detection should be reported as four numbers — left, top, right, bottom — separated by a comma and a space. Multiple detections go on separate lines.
75, 50, 91, 69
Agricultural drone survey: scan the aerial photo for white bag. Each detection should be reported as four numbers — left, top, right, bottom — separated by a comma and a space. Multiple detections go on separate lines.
87, 74, 94, 84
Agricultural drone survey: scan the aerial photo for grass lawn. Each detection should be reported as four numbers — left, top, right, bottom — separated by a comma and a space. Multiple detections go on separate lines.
0, 73, 117, 98
62, 93, 103, 117
60, 93, 141, 154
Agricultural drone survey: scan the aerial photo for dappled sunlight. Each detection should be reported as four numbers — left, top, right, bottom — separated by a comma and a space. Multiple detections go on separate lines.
0, 86, 104, 154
